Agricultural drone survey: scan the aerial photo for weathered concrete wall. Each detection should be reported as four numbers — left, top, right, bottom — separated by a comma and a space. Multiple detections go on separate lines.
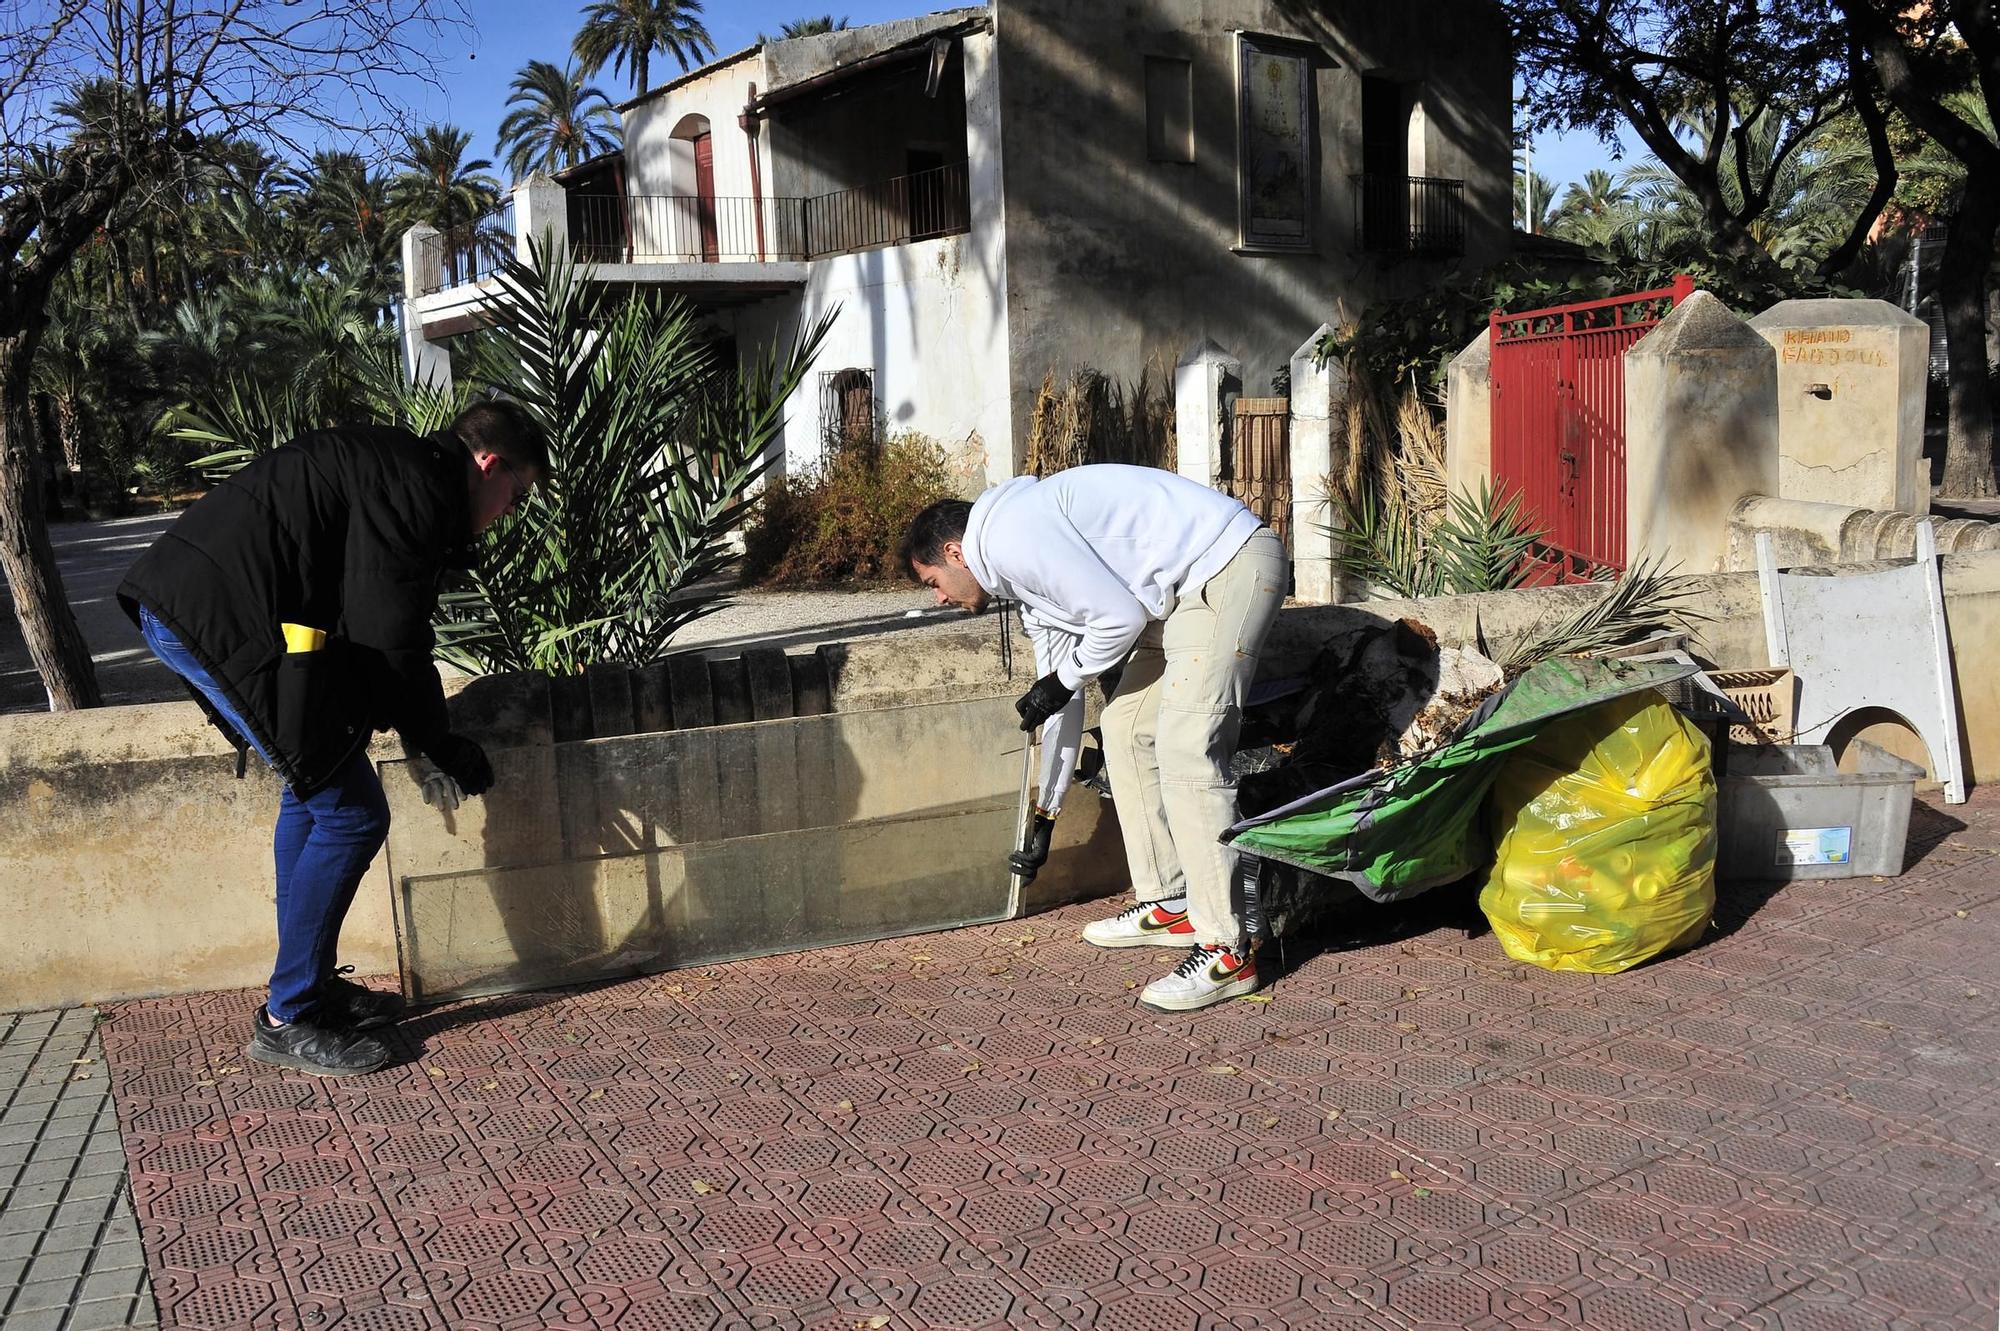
991, 0, 1513, 466
1748, 299, 1930, 515
0, 648, 1113, 1013
727, 229, 1010, 481
1623, 292, 1779, 572
16, 548, 2000, 1012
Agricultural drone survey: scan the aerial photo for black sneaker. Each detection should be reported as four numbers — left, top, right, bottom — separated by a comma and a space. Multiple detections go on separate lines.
245, 1006, 389, 1076
316, 966, 407, 1031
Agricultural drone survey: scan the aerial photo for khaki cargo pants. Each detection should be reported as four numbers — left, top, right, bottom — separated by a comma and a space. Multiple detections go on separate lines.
1100, 528, 1287, 947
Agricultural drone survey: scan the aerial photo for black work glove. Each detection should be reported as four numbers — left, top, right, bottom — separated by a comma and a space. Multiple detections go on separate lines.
1015, 671, 1075, 731
426, 734, 494, 797
1009, 811, 1056, 882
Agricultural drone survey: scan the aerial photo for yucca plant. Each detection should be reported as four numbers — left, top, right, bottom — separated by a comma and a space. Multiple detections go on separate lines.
435, 235, 831, 674
1328, 480, 1545, 599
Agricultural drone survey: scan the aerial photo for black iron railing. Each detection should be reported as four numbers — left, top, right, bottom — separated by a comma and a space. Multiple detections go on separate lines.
569, 193, 811, 263
800, 161, 969, 258
426, 199, 515, 293
1350, 174, 1465, 256
560, 162, 970, 267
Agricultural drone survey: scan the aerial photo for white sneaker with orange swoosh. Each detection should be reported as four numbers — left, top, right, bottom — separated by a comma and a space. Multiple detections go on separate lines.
1140, 943, 1259, 1012
1082, 898, 1195, 949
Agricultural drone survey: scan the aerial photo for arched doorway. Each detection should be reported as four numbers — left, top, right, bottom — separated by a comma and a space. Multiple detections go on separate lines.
669, 114, 718, 261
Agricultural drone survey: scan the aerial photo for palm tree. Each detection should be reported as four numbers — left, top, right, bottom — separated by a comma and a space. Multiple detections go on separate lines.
389, 126, 502, 284
572, 0, 714, 97
496, 61, 622, 182
1513, 156, 1559, 234
780, 16, 849, 37
1547, 169, 1633, 249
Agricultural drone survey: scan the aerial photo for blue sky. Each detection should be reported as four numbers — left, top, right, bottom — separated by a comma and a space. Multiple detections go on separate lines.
416, 1, 1628, 192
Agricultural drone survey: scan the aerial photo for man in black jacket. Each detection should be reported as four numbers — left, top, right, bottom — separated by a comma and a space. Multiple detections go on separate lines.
118, 400, 545, 1076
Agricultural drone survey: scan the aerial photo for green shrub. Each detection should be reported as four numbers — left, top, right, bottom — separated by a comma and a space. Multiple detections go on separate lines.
743, 433, 958, 586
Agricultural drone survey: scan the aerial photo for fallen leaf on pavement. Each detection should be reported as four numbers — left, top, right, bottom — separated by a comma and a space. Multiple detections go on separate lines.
1394, 1022, 1420, 1033
482, 1081, 498, 1091
1206, 1064, 1238, 1075
1261, 1117, 1279, 1128
1325, 1109, 1343, 1121
836, 1099, 854, 1113
910, 954, 933, 963
1413, 1186, 1432, 1198
587, 1089, 605, 1101
1239, 994, 1273, 1004
426, 1066, 444, 1076
690, 1180, 714, 1195
856, 1317, 890, 1330
1389, 1170, 1406, 1180
1954, 910, 1970, 919
1085, 1037, 1104, 1046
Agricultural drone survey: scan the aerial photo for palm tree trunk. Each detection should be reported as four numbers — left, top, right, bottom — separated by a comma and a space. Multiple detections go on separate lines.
636, 50, 650, 96
0, 329, 102, 709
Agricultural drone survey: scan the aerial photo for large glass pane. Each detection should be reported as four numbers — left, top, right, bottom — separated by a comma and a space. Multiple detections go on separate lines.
379, 696, 1025, 1003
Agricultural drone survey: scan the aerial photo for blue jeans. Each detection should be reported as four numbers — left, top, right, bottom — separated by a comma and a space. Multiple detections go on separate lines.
138, 606, 390, 1023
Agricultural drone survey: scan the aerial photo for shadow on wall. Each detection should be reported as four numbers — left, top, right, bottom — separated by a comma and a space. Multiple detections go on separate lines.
992, 0, 1512, 418
372, 664, 1100, 1008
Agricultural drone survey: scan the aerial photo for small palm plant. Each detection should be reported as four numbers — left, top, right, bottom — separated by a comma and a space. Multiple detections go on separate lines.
435, 236, 832, 674
1329, 480, 1544, 599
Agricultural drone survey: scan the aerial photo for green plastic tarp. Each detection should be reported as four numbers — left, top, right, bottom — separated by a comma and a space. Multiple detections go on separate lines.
1223, 656, 1699, 903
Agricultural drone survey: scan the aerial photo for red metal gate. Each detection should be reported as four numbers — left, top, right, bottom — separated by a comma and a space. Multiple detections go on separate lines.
1489, 274, 1693, 581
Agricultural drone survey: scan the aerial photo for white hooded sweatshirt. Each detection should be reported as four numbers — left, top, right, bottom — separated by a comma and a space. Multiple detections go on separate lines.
961, 465, 1262, 812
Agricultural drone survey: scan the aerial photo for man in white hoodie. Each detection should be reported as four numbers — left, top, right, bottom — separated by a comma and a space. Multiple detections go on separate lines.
901, 464, 1288, 1011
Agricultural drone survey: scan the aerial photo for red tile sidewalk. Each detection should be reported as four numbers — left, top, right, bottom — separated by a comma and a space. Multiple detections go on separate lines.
99, 795, 2000, 1330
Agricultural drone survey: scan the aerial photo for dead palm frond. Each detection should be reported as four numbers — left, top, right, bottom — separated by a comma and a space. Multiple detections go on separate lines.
1500, 553, 1712, 673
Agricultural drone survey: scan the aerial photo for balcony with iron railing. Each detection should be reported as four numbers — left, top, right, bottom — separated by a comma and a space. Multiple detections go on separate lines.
1350, 174, 1466, 256
415, 198, 515, 296
422, 162, 971, 292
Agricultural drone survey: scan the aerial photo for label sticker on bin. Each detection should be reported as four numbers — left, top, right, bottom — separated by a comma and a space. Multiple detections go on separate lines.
1777, 827, 1852, 866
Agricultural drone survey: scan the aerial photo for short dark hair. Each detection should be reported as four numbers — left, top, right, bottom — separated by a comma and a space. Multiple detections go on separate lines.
899, 498, 972, 578
452, 399, 548, 475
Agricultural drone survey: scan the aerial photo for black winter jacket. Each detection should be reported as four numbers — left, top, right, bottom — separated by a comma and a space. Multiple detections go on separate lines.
118, 425, 475, 796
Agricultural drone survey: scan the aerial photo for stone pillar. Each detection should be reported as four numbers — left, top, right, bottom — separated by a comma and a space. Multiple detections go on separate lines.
1174, 338, 1239, 491
400, 224, 440, 302
395, 224, 451, 390
396, 299, 453, 391
1287, 324, 1353, 603
513, 173, 570, 265
1747, 298, 1930, 514
1444, 328, 1492, 499
1625, 291, 1777, 573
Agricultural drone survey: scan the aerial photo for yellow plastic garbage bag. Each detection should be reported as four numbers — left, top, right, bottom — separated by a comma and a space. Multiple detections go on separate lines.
1479, 689, 1716, 973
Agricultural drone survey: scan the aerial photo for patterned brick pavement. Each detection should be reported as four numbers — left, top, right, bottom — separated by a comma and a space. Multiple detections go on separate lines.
1, 1009, 158, 1330
92, 793, 2000, 1330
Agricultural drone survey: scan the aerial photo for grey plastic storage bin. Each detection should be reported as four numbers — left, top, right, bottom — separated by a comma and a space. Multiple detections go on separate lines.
1718, 740, 1924, 881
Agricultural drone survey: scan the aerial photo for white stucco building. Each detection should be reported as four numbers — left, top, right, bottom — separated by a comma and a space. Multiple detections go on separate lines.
399, 1, 1512, 488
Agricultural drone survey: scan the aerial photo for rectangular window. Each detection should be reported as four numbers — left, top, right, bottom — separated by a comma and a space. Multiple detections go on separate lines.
1235, 34, 1316, 252
1145, 56, 1194, 163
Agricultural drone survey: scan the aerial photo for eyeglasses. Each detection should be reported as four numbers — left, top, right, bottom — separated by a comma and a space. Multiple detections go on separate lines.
494, 457, 533, 514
